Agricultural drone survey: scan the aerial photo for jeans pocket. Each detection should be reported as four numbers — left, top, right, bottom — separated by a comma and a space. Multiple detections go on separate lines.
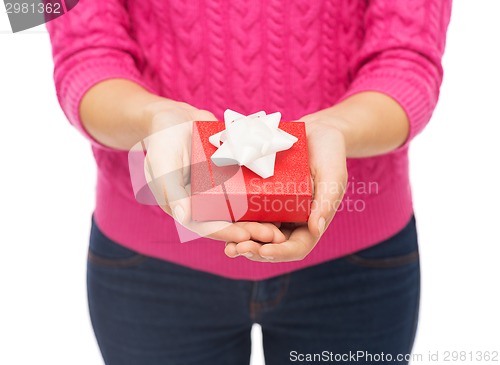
88, 217, 148, 269
344, 215, 419, 269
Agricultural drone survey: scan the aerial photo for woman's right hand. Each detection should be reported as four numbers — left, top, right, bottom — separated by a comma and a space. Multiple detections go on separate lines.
142, 100, 286, 245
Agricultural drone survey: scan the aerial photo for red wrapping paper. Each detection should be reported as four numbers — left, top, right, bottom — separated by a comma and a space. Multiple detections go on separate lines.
191, 121, 312, 222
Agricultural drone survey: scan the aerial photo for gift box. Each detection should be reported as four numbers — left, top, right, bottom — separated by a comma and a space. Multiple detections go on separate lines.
191, 111, 312, 222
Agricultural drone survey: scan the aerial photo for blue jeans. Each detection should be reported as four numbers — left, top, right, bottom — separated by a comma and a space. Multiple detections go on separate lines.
87, 216, 420, 365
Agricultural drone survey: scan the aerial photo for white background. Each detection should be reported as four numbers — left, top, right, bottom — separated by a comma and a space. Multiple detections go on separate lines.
1, 1, 499, 364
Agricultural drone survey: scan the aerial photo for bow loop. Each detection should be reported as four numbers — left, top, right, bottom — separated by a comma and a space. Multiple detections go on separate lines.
209, 110, 298, 178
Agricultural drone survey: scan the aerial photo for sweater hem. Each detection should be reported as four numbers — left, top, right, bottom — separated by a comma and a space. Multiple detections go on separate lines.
93, 151, 415, 280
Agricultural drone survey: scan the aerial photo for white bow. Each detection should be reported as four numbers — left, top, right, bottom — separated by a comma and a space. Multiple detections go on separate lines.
209, 109, 298, 179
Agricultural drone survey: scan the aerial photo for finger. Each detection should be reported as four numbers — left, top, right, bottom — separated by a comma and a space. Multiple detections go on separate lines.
161, 173, 252, 242
190, 221, 286, 246
267, 223, 286, 242
144, 150, 168, 208
224, 241, 239, 258
156, 190, 253, 242
225, 222, 288, 260
258, 225, 315, 262
307, 135, 347, 237
159, 164, 192, 225
143, 123, 191, 211
234, 240, 272, 262
278, 223, 297, 240
181, 219, 250, 243
237, 222, 286, 243
188, 221, 286, 249
226, 240, 271, 262
195, 109, 218, 121
308, 176, 344, 238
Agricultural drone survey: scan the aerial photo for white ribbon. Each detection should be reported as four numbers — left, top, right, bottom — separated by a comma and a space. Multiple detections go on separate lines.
209, 109, 298, 179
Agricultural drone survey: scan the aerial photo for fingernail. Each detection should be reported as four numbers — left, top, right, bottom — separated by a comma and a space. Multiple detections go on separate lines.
174, 205, 185, 224
242, 252, 253, 258
262, 256, 274, 260
318, 216, 326, 235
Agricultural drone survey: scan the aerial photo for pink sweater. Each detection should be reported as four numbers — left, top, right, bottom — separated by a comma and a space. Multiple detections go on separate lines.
47, 0, 451, 280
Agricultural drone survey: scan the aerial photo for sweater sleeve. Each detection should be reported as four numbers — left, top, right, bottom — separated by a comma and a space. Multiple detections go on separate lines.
46, 0, 154, 148
340, 0, 452, 146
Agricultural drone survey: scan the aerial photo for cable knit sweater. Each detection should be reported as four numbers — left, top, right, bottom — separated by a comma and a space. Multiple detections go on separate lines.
47, 0, 451, 280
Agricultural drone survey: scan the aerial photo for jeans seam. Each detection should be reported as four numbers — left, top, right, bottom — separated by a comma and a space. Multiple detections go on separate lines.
87, 249, 148, 269
345, 249, 419, 269
249, 274, 290, 322
249, 281, 259, 322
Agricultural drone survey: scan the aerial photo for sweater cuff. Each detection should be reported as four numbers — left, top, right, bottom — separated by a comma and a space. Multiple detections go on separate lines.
57, 58, 155, 150
338, 72, 435, 150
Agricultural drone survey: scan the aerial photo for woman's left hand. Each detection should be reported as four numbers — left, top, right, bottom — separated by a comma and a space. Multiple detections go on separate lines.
225, 116, 348, 262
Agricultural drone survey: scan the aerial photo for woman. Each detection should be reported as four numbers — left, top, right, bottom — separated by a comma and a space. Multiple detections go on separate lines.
47, 1, 451, 364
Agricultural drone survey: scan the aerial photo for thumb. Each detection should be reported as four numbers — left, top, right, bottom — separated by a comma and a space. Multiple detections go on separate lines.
193, 109, 218, 122
306, 130, 347, 238
308, 168, 347, 238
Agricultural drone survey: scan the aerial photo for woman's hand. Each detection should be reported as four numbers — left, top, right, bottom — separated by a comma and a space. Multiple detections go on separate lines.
225, 90, 413, 262
224, 116, 348, 262
143, 100, 286, 244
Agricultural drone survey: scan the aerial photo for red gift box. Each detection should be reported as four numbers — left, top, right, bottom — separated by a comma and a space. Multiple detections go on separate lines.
191, 121, 312, 222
